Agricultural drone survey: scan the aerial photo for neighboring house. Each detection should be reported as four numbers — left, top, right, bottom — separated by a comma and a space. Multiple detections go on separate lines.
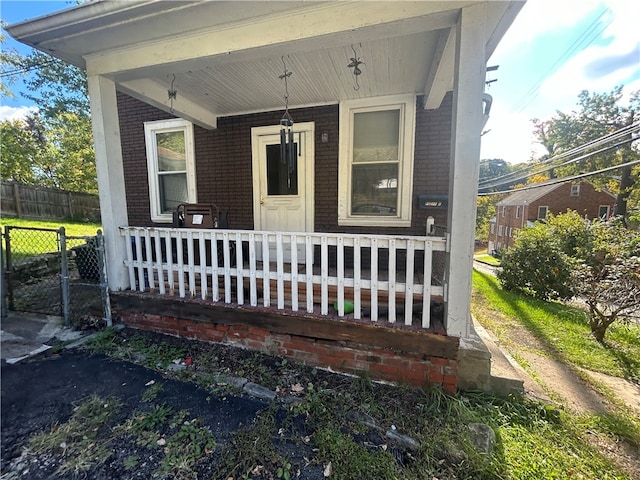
8, 1, 523, 393
488, 182, 616, 253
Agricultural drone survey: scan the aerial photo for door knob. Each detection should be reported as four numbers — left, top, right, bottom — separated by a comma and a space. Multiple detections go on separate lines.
260, 194, 265, 205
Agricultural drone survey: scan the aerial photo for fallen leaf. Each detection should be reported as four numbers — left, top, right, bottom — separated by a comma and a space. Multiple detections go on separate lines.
157, 438, 166, 446
323, 462, 332, 477
290, 383, 304, 393
145, 380, 155, 386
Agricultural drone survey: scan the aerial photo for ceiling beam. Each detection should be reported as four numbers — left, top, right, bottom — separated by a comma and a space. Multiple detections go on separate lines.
423, 26, 456, 110
85, 2, 463, 78
118, 79, 218, 129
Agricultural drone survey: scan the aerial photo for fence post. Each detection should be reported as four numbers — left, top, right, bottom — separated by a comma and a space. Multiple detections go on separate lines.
96, 230, 112, 327
59, 227, 71, 326
4, 227, 14, 311
1, 230, 7, 318
13, 183, 22, 218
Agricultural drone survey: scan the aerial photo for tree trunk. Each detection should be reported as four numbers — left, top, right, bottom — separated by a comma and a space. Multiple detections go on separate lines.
613, 164, 633, 222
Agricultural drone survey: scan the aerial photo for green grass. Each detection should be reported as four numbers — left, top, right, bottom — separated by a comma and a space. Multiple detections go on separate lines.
82, 329, 638, 479
2, 216, 102, 260
471, 270, 640, 381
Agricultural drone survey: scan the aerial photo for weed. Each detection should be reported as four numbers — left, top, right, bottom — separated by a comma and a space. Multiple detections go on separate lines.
28, 395, 120, 475
313, 427, 398, 480
123, 454, 138, 471
141, 382, 163, 402
159, 418, 216, 478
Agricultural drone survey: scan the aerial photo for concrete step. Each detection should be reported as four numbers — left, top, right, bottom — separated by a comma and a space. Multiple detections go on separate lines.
472, 319, 525, 396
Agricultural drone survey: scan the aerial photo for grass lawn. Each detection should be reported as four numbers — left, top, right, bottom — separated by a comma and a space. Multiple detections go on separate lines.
471, 270, 640, 382
472, 269, 640, 465
1, 216, 102, 260
1, 216, 102, 237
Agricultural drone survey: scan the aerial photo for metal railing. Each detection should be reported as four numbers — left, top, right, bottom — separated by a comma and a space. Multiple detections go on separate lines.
120, 227, 447, 328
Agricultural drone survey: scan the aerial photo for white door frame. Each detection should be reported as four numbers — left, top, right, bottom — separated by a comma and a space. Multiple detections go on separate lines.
251, 122, 315, 233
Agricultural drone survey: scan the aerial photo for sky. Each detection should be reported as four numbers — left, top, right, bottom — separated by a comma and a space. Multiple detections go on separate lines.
1, 0, 639, 165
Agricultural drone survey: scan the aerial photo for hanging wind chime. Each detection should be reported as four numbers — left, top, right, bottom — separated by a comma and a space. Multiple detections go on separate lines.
278, 57, 295, 173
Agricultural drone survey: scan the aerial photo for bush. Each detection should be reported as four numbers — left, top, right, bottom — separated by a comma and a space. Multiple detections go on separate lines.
497, 212, 590, 300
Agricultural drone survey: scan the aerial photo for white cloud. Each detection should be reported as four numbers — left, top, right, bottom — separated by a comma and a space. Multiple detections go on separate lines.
492, 0, 602, 57
0, 105, 38, 122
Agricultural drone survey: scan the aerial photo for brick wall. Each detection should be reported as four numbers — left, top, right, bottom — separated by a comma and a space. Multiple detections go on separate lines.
120, 309, 458, 392
492, 182, 616, 251
527, 183, 615, 221
117, 91, 452, 235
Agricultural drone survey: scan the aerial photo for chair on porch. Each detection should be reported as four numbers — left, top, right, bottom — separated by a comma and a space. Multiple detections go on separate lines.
171, 203, 235, 269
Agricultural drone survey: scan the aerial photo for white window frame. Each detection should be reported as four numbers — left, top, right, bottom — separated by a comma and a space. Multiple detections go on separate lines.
498, 225, 503, 237
490, 223, 495, 234
515, 205, 521, 218
598, 205, 610, 219
501, 206, 506, 217
144, 119, 197, 223
570, 184, 580, 197
538, 206, 548, 220
338, 94, 416, 227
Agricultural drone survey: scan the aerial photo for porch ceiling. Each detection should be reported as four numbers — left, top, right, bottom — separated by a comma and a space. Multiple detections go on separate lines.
7, 0, 523, 128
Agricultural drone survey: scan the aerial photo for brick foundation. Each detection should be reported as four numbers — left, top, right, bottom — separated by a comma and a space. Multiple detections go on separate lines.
118, 309, 458, 393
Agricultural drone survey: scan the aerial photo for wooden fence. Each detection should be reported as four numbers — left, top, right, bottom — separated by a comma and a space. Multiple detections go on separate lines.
120, 226, 447, 328
1, 181, 100, 222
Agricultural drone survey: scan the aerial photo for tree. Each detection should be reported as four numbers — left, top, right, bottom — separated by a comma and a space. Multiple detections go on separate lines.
0, 112, 98, 193
0, 40, 97, 193
572, 220, 640, 342
532, 87, 640, 224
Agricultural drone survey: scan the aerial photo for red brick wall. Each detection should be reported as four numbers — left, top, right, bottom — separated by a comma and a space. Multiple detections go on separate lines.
527, 183, 615, 222
492, 183, 616, 250
116, 92, 452, 235
120, 310, 458, 393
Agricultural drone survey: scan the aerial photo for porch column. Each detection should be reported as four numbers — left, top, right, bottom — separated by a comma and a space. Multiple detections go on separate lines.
87, 74, 130, 291
445, 4, 487, 338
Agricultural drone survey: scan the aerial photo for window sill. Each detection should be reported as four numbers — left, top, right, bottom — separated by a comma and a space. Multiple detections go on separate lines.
338, 217, 412, 228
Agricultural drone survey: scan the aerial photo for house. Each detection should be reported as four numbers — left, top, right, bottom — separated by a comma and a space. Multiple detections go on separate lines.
7, 1, 524, 393
488, 182, 616, 253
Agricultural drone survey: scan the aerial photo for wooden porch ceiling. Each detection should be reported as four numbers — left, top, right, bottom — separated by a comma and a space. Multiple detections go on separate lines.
6, 1, 527, 127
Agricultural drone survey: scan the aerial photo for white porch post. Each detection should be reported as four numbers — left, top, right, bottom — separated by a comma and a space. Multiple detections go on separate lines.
445, 5, 487, 338
87, 74, 130, 291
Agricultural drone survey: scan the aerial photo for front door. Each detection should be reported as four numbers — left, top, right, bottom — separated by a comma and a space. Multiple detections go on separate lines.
251, 123, 315, 260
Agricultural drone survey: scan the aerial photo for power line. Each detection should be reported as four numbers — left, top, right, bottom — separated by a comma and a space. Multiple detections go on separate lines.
0, 60, 57, 78
479, 122, 640, 189
511, 7, 611, 114
478, 157, 640, 196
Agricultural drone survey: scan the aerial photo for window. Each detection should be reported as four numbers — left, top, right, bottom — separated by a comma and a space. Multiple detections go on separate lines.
570, 184, 580, 197
598, 205, 610, 219
338, 94, 416, 226
501, 206, 506, 217
498, 225, 503, 237
490, 223, 495, 234
515, 206, 521, 218
144, 119, 196, 222
538, 206, 548, 220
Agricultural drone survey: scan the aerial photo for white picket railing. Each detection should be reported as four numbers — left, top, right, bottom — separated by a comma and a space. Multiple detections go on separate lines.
119, 227, 447, 329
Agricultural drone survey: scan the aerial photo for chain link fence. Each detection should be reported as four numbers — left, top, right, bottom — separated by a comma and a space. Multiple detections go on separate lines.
2, 226, 111, 328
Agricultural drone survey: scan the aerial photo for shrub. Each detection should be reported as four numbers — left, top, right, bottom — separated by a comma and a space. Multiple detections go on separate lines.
497, 212, 589, 300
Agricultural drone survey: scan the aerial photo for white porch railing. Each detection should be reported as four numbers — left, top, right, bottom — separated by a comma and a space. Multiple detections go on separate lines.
119, 227, 447, 329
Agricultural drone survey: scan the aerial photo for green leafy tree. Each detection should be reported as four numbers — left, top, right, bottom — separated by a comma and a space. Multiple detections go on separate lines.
0, 36, 96, 193
572, 220, 640, 342
532, 87, 640, 223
